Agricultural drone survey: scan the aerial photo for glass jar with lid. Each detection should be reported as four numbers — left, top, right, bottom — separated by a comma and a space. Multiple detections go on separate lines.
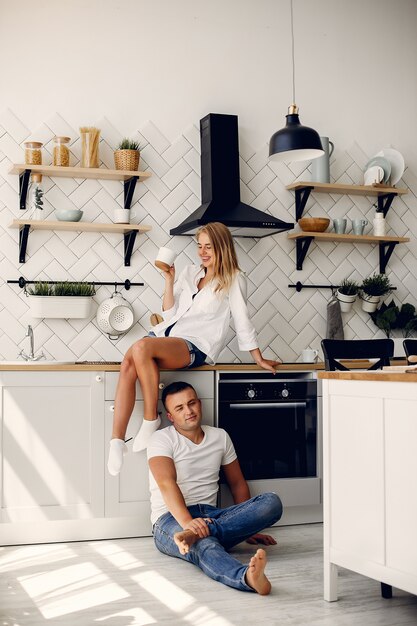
28, 173, 44, 220
52, 136, 71, 166
24, 141, 43, 165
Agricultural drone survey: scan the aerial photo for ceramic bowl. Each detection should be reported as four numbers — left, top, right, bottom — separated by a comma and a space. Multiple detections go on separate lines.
55, 208, 83, 222
298, 217, 330, 232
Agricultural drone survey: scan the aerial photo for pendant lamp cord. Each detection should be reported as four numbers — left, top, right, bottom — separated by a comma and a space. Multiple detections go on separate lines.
290, 0, 296, 105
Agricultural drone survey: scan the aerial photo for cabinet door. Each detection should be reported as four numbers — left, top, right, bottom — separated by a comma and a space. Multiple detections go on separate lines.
104, 371, 214, 526
0, 371, 104, 523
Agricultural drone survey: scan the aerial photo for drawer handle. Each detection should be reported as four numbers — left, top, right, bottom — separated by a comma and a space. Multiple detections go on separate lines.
110, 405, 114, 412
95, 375, 102, 383
159, 383, 165, 390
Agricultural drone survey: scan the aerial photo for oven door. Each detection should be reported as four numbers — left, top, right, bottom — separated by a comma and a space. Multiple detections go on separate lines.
218, 399, 317, 481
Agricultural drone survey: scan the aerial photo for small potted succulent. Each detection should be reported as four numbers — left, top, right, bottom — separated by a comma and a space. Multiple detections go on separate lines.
336, 278, 360, 313
114, 138, 142, 171
360, 273, 394, 312
26, 281, 96, 319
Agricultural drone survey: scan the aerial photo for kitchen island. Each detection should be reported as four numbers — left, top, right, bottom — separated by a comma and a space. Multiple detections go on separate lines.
319, 370, 417, 601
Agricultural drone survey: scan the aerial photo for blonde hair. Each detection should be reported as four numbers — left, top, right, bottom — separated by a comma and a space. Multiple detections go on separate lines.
196, 222, 240, 293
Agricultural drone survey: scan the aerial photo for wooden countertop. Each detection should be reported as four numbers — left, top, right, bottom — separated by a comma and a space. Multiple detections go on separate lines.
319, 370, 417, 383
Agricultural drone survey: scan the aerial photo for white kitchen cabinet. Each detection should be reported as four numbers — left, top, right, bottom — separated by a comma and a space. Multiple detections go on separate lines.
322, 375, 417, 601
104, 370, 215, 536
0, 370, 104, 544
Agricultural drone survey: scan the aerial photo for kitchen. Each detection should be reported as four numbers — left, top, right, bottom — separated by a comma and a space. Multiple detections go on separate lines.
1, 0, 417, 624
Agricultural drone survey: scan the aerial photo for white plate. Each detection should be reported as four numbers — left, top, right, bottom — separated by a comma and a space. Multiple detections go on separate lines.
365, 156, 391, 184
375, 148, 405, 186
364, 165, 384, 186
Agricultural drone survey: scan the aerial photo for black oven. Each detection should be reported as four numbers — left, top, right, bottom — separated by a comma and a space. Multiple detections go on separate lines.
217, 372, 317, 481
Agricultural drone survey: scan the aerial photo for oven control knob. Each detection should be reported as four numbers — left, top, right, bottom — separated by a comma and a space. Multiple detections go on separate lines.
281, 388, 289, 398
247, 389, 256, 399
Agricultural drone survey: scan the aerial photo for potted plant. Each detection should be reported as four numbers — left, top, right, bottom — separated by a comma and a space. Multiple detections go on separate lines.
114, 138, 142, 171
26, 281, 96, 319
360, 273, 394, 312
336, 278, 360, 313
370, 300, 417, 356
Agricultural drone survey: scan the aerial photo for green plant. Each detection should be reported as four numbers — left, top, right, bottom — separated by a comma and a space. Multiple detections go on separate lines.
34, 186, 44, 211
27, 282, 95, 297
370, 299, 417, 338
338, 278, 360, 296
361, 273, 394, 297
116, 138, 141, 151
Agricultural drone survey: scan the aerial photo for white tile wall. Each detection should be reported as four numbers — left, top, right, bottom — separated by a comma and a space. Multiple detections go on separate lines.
0, 110, 416, 363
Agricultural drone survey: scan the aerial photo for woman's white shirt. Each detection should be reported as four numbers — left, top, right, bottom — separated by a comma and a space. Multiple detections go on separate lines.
152, 264, 258, 364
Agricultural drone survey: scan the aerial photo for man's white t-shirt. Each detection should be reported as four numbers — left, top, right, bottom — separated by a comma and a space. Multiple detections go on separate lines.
147, 425, 237, 525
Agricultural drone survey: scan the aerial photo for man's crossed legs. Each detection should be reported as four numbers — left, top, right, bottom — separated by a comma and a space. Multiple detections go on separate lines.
152, 492, 283, 594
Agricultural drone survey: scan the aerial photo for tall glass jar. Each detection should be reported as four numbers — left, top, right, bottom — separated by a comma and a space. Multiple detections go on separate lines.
28, 173, 44, 220
24, 141, 43, 165
52, 136, 70, 166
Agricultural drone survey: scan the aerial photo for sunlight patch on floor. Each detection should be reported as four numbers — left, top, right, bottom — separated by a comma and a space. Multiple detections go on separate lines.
0, 544, 76, 572
184, 605, 236, 625
91, 541, 145, 570
95, 607, 157, 625
132, 569, 195, 613
17, 562, 129, 619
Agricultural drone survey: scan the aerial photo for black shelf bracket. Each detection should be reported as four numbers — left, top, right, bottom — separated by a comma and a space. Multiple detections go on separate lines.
295, 187, 312, 221
379, 241, 398, 274
124, 230, 138, 266
19, 169, 31, 210
19, 224, 30, 263
377, 193, 396, 217
295, 237, 314, 270
124, 176, 139, 210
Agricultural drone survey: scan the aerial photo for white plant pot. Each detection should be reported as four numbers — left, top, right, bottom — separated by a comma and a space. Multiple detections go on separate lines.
336, 291, 357, 313
29, 295, 94, 319
391, 337, 405, 358
361, 295, 380, 313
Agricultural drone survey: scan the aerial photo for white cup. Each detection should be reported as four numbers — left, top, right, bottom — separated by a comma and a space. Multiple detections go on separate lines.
113, 208, 136, 224
155, 246, 176, 271
301, 348, 318, 363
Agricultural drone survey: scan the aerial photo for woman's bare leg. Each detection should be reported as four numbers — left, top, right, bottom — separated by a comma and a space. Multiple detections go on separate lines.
111, 346, 139, 439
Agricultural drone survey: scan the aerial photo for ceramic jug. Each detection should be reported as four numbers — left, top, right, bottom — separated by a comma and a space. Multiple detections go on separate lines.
311, 136, 334, 183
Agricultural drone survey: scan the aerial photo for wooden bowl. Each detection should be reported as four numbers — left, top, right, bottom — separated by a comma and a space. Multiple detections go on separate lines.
298, 217, 330, 232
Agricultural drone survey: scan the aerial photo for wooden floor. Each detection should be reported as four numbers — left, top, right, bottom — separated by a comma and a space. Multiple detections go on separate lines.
1, 523, 416, 625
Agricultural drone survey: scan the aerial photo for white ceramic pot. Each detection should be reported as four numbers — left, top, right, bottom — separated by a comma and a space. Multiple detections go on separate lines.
336, 290, 357, 313
361, 294, 380, 313
391, 337, 405, 358
29, 295, 94, 319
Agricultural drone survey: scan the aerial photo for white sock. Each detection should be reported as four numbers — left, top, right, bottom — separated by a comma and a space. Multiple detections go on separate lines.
133, 416, 161, 452
107, 438, 128, 476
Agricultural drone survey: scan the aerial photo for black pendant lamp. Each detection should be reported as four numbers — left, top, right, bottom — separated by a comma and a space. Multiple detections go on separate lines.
269, 0, 324, 162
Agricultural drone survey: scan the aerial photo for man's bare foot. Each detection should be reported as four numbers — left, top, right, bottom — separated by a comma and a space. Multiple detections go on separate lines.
245, 548, 272, 595
174, 529, 200, 555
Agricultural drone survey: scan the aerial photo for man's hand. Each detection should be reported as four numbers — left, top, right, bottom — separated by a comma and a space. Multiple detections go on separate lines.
246, 533, 277, 545
182, 517, 212, 538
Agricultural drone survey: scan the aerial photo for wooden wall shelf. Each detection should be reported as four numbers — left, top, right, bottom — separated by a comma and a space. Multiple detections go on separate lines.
10, 220, 151, 266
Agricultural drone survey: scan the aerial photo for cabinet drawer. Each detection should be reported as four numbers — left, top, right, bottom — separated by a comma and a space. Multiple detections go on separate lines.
105, 370, 214, 400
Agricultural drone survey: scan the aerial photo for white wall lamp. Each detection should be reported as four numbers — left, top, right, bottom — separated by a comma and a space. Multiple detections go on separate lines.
269, 0, 324, 162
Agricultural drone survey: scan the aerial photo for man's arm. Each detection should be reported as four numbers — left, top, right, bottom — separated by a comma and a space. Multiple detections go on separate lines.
149, 456, 210, 538
222, 459, 277, 546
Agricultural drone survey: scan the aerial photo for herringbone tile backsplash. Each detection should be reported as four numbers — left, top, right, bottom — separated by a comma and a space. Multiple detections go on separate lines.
0, 109, 416, 362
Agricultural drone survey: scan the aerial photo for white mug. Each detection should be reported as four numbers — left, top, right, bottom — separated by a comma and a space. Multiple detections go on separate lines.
113, 208, 136, 224
155, 246, 176, 271
301, 348, 318, 363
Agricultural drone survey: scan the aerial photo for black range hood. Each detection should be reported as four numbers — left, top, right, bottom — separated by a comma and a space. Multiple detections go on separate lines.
170, 113, 294, 238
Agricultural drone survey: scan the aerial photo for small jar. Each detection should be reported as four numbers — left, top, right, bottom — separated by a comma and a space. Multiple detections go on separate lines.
373, 212, 386, 236
24, 141, 43, 165
52, 136, 70, 166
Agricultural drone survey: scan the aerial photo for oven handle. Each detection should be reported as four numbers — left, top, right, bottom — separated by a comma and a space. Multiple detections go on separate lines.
229, 402, 307, 409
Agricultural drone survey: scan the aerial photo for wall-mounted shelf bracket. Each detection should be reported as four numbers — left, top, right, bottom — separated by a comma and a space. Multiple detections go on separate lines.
377, 193, 396, 217
379, 241, 398, 274
296, 236, 314, 270
295, 187, 312, 221
19, 169, 31, 210
124, 231, 138, 266
124, 176, 139, 210
19, 224, 30, 263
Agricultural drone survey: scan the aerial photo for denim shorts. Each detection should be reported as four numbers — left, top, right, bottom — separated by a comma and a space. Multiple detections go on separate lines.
147, 332, 207, 369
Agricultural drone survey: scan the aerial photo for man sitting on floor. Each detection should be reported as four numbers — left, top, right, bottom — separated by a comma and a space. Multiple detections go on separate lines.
147, 381, 283, 594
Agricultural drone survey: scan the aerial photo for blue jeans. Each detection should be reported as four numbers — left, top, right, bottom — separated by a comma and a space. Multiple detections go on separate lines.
147, 332, 207, 368
152, 492, 283, 591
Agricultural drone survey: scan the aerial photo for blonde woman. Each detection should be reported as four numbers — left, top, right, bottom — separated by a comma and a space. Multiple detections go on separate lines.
108, 222, 281, 475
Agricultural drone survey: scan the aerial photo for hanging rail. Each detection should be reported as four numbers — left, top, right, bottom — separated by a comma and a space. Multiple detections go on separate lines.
288, 281, 397, 292
7, 277, 144, 291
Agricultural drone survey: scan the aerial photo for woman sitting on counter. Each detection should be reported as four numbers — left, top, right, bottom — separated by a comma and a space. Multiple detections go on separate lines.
107, 222, 280, 475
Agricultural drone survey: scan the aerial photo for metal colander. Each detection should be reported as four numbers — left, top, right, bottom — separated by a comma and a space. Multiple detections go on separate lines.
96, 291, 134, 339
